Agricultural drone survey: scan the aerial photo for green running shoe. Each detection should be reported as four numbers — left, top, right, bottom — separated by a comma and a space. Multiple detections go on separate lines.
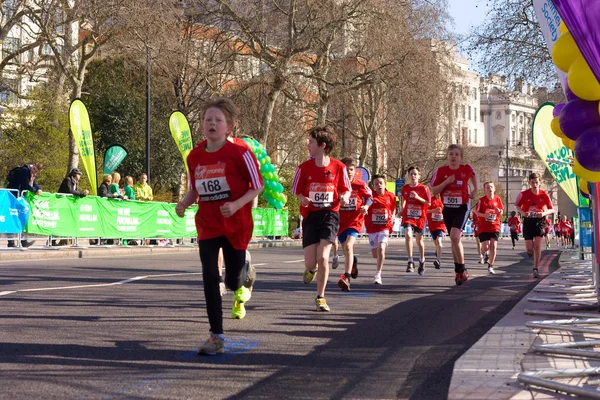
315, 296, 330, 312
303, 268, 317, 284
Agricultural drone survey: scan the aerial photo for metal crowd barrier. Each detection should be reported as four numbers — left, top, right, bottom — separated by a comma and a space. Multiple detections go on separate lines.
517, 246, 600, 397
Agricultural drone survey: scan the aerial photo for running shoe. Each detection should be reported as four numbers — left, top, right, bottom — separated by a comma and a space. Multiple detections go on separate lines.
243, 262, 256, 289
433, 259, 441, 269
315, 296, 330, 312
303, 268, 317, 284
219, 281, 227, 296
533, 268, 540, 278
512, 246, 515, 250
337, 274, 350, 292
373, 274, 382, 284
198, 334, 225, 355
488, 265, 495, 275
350, 256, 359, 279
484, 253, 489, 264
232, 301, 246, 319
332, 256, 339, 270
418, 261, 425, 275
527, 252, 533, 258
455, 270, 469, 286
478, 256, 484, 264
406, 261, 414, 273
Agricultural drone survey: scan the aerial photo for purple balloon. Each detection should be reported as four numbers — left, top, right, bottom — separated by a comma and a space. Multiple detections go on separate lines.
574, 128, 600, 171
580, 189, 590, 199
564, 78, 580, 101
553, 103, 566, 118
559, 99, 600, 140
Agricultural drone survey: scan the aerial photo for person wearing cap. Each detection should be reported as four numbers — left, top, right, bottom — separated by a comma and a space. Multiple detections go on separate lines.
58, 168, 89, 197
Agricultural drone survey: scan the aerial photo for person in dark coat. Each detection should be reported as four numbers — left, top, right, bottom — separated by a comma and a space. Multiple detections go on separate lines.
98, 174, 112, 198
6, 163, 43, 248
58, 168, 89, 197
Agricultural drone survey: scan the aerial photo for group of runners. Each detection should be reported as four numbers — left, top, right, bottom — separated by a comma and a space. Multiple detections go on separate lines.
175, 97, 556, 356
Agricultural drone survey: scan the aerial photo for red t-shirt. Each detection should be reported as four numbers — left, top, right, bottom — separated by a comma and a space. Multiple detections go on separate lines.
515, 189, 553, 216
553, 223, 560, 234
475, 195, 504, 233
471, 212, 480, 235
427, 197, 446, 233
292, 158, 352, 218
508, 216, 522, 233
430, 164, 475, 208
338, 179, 372, 234
186, 140, 263, 250
365, 190, 396, 234
401, 183, 430, 230
559, 221, 573, 235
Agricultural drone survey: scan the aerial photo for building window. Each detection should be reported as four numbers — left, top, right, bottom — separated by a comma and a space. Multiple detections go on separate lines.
1, 0, 17, 19
474, 107, 477, 122
41, 44, 53, 56
473, 87, 477, 100
0, 78, 19, 104
519, 115, 523, 124
468, 106, 472, 120
474, 129, 478, 142
2, 37, 20, 59
455, 104, 458, 118
461, 105, 466, 119
495, 111, 501, 120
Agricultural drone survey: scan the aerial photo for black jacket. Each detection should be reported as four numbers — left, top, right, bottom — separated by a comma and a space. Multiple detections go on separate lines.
58, 176, 86, 197
98, 182, 111, 198
7, 165, 41, 194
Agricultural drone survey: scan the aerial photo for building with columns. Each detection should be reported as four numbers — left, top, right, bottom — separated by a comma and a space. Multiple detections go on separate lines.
479, 74, 552, 214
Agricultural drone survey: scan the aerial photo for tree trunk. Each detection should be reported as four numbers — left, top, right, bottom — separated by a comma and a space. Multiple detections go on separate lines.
258, 74, 284, 144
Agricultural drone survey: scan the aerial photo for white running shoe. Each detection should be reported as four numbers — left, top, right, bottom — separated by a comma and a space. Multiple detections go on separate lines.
373, 274, 382, 285
488, 266, 495, 275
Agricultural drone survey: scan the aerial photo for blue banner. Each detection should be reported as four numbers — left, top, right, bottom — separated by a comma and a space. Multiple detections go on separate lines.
0, 190, 29, 233
579, 207, 592, 247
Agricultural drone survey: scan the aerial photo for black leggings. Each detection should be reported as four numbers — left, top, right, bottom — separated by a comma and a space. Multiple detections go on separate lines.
199, 237, 246, 335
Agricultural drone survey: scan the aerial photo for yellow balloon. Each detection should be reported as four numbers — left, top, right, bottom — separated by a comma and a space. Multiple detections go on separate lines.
568, 57, 600, 101
579, 178, 590, 194
574, 157, 600, 182
560, 21, 569, 35
551, 116, 567, 139
562, 137, 575, 150
552, 33, 582, 73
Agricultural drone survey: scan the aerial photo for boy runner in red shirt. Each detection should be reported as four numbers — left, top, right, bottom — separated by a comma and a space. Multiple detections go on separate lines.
401, 166, 431, 275
426, 193, 447, 269
553, 220, 562, 247
334, 157, 372, 292
176, 98, 263, 355
292, 126, 351, 311
431, 144, 478, 285
508, 211, 522, 249
365, 174, 396, 284
544, 217, 552, 249
474, 181, 504, 275
559, 215, 573, 248
515, 172, 554, 278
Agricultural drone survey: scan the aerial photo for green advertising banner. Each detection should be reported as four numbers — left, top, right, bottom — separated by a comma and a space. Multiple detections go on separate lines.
70, 99, 98, 195
103, 145, 128, 175
25, 193, 287, 239
169, 111, 194, 173
532, 103, 579, 206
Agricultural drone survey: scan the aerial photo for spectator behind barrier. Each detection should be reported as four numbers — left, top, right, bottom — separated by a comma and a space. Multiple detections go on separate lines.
6, 163, 44, 247
98, 174, 112, 198
134, 173, 153, 201
58, 168, 89, 197
123, 176, 135, 200
110, 172, 126, 199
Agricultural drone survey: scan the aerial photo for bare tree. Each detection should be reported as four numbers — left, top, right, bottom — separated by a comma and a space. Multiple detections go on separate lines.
466, 0, 557, 85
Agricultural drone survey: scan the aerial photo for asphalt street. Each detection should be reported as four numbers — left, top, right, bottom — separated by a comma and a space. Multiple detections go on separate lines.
1, 238, 560, 399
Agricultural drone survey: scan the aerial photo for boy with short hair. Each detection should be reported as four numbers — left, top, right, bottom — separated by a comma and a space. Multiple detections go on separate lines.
508, 211, 521, 249
474, 181, 504, 275
292, 126, 351, 311
364, 174, 396, 284
426, 193, 447, 269
334, 157, 372, 292
515, 172, 554, 278
401, 166, 431, 275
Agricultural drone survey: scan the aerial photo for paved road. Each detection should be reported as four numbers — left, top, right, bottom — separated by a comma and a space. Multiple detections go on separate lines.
1, 239, 559, 399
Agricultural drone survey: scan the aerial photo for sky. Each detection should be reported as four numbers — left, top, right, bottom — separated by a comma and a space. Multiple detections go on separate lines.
447, 0, 491, 36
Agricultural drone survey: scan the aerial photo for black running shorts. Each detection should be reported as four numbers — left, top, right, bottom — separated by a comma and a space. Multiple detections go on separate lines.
302, 210, 340, 248
478, 231, 500, 242
442, 204, 469, 231
523, 217, 546, 240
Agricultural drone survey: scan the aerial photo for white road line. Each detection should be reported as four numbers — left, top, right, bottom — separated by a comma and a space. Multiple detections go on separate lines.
283, 259, 305, 264
0, 272, 201, 296
252, 263, 267, 266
